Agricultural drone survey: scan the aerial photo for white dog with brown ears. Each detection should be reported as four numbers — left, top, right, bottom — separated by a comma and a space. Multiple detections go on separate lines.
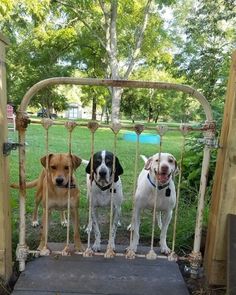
128, 152, 178, 254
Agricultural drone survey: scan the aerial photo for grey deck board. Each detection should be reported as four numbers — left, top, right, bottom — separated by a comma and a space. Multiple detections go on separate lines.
12, 245, 189, 295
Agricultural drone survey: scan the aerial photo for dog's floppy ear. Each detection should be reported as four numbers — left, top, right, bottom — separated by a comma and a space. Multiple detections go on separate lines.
40, 154, 53, 167
174, 158, 179, 176
71, 154, 82, 170
114, 156, 123, 181
85, 158, 92, 174
144, 157, 153, 170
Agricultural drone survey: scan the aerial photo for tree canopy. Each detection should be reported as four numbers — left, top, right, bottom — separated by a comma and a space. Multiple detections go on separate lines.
1, 0, 236, 124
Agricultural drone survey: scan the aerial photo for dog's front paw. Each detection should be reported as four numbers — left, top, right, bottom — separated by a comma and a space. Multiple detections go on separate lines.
32, 220, 39, 227
92, 242, 101, 252
75, 243, 85, 252
160, 243, 171, 255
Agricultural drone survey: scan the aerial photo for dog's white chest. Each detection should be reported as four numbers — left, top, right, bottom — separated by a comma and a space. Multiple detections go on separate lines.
93, 189, 112, 207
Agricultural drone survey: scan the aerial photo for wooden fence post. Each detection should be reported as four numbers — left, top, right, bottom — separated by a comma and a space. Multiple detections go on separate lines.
0, 33, 12, 282
204, 51, 236, 285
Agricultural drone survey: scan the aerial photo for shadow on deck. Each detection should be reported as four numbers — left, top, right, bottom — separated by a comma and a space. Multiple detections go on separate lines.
12, 244, 189, 295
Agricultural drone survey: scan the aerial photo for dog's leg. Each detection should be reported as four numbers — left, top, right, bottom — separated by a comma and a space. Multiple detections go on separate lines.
38, 208, 51, 251
71, 208, 84, 252
91, 207, 101, 252
129, 206, 141, 252
32, 190, 42, 227
159, 210, 173, 254
156, 211, 162, 230
60, 211, 68, 227
109, 205, 121, 250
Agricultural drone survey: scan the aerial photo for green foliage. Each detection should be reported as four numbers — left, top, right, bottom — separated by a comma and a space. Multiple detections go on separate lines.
171, 0, 236, 124
180, 134, 217, 204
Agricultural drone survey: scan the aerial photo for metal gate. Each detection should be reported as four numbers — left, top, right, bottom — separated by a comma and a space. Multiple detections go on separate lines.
14, 77, 216, 278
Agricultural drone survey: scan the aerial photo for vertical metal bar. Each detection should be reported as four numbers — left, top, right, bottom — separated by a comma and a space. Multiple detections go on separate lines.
15, 111, 31, 271
17, 129, 27, 271
190, 146, 211, 277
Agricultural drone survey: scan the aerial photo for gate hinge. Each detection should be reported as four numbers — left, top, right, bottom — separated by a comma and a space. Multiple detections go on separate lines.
3, 142, 22, 156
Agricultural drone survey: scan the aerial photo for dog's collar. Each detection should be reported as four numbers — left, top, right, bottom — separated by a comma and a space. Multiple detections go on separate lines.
94, 180, 117, 193
147, 173, 169, 190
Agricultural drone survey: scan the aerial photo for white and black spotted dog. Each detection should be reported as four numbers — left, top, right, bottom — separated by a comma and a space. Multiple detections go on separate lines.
128, 152, 178, 254
85, 150, 124, 252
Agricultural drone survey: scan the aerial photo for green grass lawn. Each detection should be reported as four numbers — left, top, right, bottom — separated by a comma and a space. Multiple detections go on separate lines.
9, 121, 199, 256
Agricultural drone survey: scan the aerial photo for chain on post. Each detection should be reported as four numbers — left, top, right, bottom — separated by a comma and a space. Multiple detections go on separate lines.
104, 123, 122, 258
126, 124, 145, 259
40, 118, 54, 256
83, 121, 99, 257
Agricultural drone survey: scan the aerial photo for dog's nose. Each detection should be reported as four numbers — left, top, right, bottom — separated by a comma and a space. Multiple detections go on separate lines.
99, 170, 107, 178
160, 165, 169, 172
56, 177, 64, 185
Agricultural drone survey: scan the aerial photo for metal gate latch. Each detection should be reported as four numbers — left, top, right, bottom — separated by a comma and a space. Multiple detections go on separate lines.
3, 142, 23, 156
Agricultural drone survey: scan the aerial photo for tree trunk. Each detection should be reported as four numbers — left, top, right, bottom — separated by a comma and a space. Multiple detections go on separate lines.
111, 87, 123, 124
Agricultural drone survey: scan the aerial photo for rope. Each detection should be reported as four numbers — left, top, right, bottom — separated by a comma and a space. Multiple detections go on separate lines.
83, 121, 99, 257
146, 134, 162, 260
104, 123, 121, 258
170, 130, 186, 256
45, 128, 49, 249
41, 118, 53, 255
146, 125, 168, 260
126, 124, 144, 259
61, 121, 76, 255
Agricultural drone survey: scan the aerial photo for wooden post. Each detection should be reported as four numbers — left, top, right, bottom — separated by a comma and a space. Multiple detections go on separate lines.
0, 33, 12, 282
204, 51, 236, 285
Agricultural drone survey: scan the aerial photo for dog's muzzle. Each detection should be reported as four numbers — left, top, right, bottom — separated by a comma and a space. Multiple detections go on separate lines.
56, 177, 65, 187
154, 168, 172, 184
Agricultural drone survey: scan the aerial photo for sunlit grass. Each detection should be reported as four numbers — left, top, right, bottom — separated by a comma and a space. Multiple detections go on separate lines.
9, 121, 198, 255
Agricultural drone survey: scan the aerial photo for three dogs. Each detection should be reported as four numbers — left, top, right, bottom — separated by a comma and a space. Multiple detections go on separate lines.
12, 149, 177, 255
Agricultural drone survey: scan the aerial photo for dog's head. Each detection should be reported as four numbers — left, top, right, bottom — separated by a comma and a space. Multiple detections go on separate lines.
144, 152, 178, 185
41, 153, 82, 187
85, 150, 123, 187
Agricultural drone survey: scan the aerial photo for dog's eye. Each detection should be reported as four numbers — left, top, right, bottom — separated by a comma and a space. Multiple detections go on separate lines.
168, 158, 173, 163
64, 166, 69, 170
105, 159, 112, 165
51, 165, 56, 170
155, 159, 159, 162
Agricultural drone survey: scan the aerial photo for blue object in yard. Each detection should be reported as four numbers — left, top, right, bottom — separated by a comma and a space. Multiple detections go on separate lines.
123, 132, 160, 144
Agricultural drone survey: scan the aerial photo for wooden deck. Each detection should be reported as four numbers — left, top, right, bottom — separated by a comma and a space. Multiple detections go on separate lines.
12, 245, 189, 295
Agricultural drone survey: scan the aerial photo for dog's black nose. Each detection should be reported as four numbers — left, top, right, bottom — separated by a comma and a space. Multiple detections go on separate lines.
99, 170, 107, 178
56, 177, 64, 185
